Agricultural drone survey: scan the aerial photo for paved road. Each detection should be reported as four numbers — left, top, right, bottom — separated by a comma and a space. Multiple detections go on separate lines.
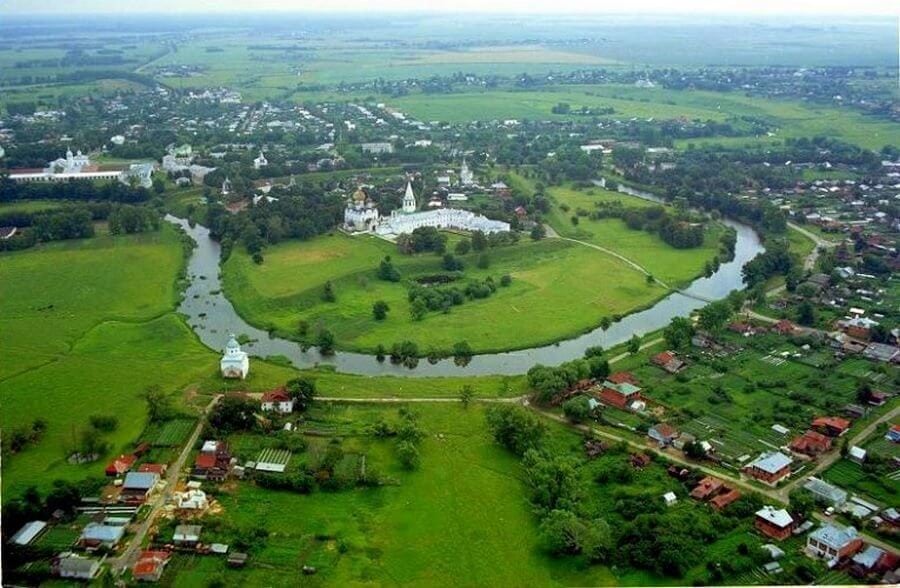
111, 395, 220, 574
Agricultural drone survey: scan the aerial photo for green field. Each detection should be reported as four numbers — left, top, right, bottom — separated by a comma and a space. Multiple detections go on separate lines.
389, 85, 900, 151
545, 184, 725, 287
222, 230, 667, 355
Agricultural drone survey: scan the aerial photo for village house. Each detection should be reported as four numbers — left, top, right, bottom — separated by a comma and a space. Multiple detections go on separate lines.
789, 430, 833, 457
596, 372, 642, 410
105, 454, 137, 476
709, 488, 741, 510
173, 524, 202, 547
174, 487, 209, 511
811, 416, 851, 437
138, 463, 167, 475
755, 506, 795, 540
647, 423, 679, 446
806, 523, 862, 562
54, 554, 101, 580
79, 522, 125, 550
120, 472, 160, 504
849, 545, 894, 579
743, 451, 792, 485
885, 424, 900, 443
133, 550, 171, 582
651, 350, 685, 374
690, 477, 723, 501
261, 389, 294, 414
192, 440, 231, 481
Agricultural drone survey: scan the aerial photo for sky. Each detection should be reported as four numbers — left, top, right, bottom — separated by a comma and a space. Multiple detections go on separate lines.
1, 0, 897, 15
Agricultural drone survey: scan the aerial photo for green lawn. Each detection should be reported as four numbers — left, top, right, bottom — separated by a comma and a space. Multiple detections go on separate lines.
222, 231, 666, 355
546, 184, 725, 287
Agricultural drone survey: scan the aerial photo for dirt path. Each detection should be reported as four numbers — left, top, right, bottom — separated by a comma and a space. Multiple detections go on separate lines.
111, 395, 220, 574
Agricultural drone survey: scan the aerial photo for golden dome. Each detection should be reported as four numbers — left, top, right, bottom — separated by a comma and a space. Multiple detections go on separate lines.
352, 187, 367, 202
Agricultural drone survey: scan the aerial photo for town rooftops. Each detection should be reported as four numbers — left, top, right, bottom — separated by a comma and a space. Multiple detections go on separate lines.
195, 453, 217, 469
746, 451, 792, 474
809, 523, 858, 550
756, 506, 794, 528
122, 472, 159, 491
57, 554, 100, 577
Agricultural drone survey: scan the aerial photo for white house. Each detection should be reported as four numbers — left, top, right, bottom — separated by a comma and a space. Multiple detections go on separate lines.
261, 389, 294, 414
220, 335, 249, 379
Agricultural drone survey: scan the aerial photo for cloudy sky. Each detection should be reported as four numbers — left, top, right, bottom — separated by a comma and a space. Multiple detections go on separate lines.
1, 0, 896, 15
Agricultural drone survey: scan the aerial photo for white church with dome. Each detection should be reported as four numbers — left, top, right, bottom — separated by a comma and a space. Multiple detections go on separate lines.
344, 180, 509, 239
220, 334, 250, 379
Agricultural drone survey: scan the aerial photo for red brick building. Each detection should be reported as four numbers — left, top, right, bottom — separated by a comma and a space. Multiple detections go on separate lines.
755, 506, 795, 541
790, 430, 833, 456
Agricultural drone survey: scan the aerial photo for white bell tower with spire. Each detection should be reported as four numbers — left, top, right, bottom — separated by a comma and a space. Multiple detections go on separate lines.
401, 180, 417, 213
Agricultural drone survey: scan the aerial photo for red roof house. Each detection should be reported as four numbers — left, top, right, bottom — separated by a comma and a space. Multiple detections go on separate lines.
709, 488, 742, 510
133, 550, 171, 582
607, 372, 639, 386
790, 430, 833, 456
105, 454, 137, 476
690, 477, 724, 501
773, 319, 796, 335
138, 463, 168, 475
651, 351, 685, 374
812, 416, 851, 437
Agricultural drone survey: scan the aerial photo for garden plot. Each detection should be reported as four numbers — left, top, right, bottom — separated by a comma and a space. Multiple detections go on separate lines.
152, 420, 195, 446
255, 448, 292, 473
680, 414, 786, 466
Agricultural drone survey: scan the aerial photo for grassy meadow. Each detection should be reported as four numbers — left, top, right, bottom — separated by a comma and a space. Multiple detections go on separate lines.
545, 184, 725, 287
222, 231, 666, 355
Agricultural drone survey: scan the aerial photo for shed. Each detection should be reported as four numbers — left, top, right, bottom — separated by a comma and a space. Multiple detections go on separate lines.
173, 524, 202, 546
663, 491, 677, 506
9, 521, 47, 546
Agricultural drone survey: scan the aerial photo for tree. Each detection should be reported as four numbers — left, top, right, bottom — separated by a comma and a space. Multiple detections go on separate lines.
459, 385, 475, 408
285, 377, 316, 410
539, 509, 583, 555
410, 298, 427, 321
523, 449, 581, 512
797, 300, 816, 326
698, 300, 732, 332
500, 274, 512, 287
322, 280, 336, 302
372, 300, 390, 320
628, 335, 641, 354
316, 328, 336, 355
152, 177, 165, 194
486, 405, 546, 455
455, 239, 471, 255
789, 489, 815, 520
530, 224, 546, 240
664, 316, 695, 349
143, 385, 172, 422
471, 230, 488, 251
562, 396, 592, 423
396, 440, 420, 470
209, 395, 257, 433
477, 253, 489, 269
377, 256, 401, 282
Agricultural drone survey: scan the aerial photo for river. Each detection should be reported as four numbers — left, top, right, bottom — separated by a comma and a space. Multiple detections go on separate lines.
167, 202, 763, 377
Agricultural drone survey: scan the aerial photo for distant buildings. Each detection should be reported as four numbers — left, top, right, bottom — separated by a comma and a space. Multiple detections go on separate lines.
344, 181, 509, 238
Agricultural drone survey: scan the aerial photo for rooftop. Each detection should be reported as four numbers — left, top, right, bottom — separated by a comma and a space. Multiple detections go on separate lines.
809, 523, 858, 549
746, 451, 792, 474
755, 506, 794, 528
